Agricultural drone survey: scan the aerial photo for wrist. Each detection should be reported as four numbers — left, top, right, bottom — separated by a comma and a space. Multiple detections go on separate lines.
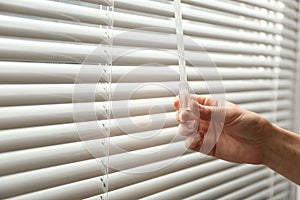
262, 121, 293, 168
262, 120, 278, 167
261, 121, 300, 184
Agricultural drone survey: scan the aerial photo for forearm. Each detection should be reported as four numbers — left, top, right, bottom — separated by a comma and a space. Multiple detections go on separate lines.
263, 122, 300, 185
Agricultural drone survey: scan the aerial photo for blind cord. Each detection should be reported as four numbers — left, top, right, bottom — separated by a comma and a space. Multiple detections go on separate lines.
174, 0, 191, 111
99, 1, 114, 200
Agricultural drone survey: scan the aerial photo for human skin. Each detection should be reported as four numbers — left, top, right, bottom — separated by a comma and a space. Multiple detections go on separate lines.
173, 95, 300, 185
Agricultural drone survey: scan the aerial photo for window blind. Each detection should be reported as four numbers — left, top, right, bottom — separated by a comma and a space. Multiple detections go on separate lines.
0, 0, 298, 199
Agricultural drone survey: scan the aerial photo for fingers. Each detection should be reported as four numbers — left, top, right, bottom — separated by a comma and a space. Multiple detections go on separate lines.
173, 94, 212, 110
176, 101, 200, 137
175, 100, 226, 123
177, 101, 201, 138
185, 132, 202, 152
178, 120, 198, 136
201, 120, 223, 156
178, 113, 220, 153
184, 122, 220, 154
175, 100, 200, 123
194, 94, 215, 106
176, 110, 198, 123
199, 104, 226, 122
174, 94, 226, 120
173, 94, 203, 110
174, 95, 225, 153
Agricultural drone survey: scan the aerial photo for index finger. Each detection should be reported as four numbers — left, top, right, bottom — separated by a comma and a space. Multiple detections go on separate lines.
173, 95, 215, 110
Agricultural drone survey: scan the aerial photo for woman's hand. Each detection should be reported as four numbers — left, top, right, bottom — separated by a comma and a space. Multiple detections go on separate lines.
174, 94, 300, 185
174, 95, 271, 165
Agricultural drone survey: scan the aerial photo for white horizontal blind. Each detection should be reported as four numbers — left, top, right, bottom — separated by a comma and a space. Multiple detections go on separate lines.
0, 0, 114, 199
0, 0, 298, 200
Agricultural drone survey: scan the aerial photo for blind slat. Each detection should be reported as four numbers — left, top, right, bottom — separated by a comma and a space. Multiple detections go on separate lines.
142, 165, 264, 200
218, 178, 272, 200
0, 104, 292, 153
0, 1, 284, 44
7, 153, 208, 200
0, 98, 292, 130
0, 138, 189, 176
283, 0, 298, 8
246, 176, 290, 200
0, 0, 284, 35
0, 82, 293, 106
1, 38, 292, 68
184, 168, 270, 200
181, 7, 280, 34
1, 150, 206, 198
238, 0, 283, 12
0, 0, 108, 25
8, 177, 103, 200
181, 0, 280, 22
273, 191, 290, 200
0, 62, 294, 84
0, 109, 292, 172
108, 164, 259, 199
0, 15, 290, 57
0, 159, 106, 199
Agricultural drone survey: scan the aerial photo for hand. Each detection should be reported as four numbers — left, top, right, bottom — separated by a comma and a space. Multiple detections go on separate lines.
174, 95, 271, 165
